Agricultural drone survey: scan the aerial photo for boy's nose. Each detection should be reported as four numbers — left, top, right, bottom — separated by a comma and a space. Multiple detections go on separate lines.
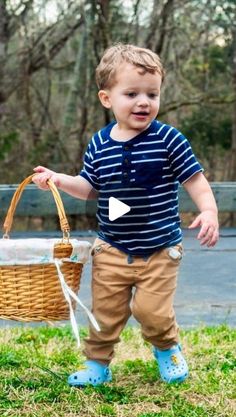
137, 95, 149, 106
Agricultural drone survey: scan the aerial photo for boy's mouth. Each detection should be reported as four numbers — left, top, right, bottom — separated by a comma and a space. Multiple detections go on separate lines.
132, 111, 149, 116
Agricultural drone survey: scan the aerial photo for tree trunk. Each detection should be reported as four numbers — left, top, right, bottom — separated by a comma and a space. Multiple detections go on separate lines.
59, 26, 87, 142
228, 28, 236, 181
0, 1, 8, 104
145, 0, 174, 55
227, 26, 236, 225
230, 28, 236, 179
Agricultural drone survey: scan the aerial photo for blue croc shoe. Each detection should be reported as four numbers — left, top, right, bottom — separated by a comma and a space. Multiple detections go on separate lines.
153, 344, 188, 383
68, 360, 112, 387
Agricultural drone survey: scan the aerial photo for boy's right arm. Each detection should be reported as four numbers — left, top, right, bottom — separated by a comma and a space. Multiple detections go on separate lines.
32, 166, 98, 200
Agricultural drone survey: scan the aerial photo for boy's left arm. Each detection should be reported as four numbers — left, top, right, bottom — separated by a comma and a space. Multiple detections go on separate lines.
182, 172, 219, 247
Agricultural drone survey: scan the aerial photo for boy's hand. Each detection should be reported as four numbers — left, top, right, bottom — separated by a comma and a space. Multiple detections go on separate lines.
33, 166, 60, 190
188, 210, 219, 247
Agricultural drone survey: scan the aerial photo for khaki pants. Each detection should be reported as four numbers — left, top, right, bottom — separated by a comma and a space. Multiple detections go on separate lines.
84, 238, 182, 364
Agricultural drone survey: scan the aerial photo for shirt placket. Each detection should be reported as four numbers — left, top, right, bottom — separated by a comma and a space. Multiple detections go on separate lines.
122, 144, 132, 185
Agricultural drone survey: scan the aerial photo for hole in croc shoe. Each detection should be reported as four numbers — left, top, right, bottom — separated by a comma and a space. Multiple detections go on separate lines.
89, 378, 92, 381
74, 376, 77, 380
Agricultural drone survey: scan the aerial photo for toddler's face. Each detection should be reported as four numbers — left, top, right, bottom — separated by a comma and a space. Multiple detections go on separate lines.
99, 63, 162, 137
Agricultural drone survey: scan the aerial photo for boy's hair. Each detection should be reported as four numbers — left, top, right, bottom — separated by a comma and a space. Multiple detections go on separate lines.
96, 43, 165, 89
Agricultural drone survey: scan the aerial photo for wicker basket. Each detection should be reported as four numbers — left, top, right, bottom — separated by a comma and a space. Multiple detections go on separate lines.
0, 174, 84, 322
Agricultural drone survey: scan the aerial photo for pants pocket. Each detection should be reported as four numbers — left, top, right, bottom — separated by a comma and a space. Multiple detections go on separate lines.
91, 238, 112, 258
167, 244, 183, 262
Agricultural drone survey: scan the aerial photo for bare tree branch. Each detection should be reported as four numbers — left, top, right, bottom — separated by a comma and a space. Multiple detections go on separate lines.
159, 95, 236, 116
8, 0, 34, 37
0, 1, 8, 55
26, 14, 84, 73
0, 5, 84, 103
145, 0, 174, 55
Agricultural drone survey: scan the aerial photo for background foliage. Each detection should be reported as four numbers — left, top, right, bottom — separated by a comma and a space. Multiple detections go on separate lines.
0, 0, 235, 183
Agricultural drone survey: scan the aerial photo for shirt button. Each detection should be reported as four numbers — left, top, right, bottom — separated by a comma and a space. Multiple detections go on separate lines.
123, 172, 128, 177
124, 146, 129, 151
124, 158, 129, 165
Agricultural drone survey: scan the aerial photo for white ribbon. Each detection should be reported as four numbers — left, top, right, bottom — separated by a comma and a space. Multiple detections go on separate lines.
54, 259, 100, 347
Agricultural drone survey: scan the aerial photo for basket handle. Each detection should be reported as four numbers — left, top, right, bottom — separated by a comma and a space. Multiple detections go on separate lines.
3, 174, 70, 239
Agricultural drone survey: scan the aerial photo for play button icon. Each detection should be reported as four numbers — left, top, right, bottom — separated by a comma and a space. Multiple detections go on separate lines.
109, 197, 131, 221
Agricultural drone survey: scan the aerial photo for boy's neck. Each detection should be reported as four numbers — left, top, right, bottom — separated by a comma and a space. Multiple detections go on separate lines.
110, 123, 150, 142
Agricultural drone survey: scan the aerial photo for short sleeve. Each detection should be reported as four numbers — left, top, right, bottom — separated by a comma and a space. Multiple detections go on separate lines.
166, 128, 203, 184
79, 141, 99, 190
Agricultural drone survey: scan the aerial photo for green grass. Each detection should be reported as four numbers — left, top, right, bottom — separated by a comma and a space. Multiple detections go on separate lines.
0, 324, 235, 417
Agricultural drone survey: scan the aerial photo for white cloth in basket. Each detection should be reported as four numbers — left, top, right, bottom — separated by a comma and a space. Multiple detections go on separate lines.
0, 238, 91, 265
0, 237, 100, 347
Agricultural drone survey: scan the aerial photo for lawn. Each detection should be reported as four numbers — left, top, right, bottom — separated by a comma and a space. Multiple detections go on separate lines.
0, 324, 235, 417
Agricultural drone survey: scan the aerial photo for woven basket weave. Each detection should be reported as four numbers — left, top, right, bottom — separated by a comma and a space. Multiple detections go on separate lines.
0, 174, 83, 322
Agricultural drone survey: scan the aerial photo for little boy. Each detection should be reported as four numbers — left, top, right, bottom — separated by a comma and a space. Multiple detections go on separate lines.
33, 43, 219, 386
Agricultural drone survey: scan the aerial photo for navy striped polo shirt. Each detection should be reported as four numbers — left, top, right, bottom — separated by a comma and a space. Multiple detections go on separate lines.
80, 119, 202, 256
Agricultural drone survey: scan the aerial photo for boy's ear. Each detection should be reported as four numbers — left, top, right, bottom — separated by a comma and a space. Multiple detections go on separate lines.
98, 90, 112, 109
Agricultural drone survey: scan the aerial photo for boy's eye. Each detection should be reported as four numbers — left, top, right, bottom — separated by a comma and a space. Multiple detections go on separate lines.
126, 92, 137, 98
148, 93, 158, 99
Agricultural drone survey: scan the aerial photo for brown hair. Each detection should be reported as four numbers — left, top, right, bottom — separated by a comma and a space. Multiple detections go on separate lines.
96, 43, 165, 89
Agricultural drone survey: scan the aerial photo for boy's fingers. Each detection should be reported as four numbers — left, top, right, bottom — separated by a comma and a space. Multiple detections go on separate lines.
33, 166, 46, 173
199, 226, 219, 246
32, 173, 51, 190
188, 216, 201, 229
207, 229, 219, 247
197, 223, 209, 239
189, 215, 219, 247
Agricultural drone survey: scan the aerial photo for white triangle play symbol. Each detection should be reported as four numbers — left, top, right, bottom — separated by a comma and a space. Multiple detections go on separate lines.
109, 197, 131, 221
